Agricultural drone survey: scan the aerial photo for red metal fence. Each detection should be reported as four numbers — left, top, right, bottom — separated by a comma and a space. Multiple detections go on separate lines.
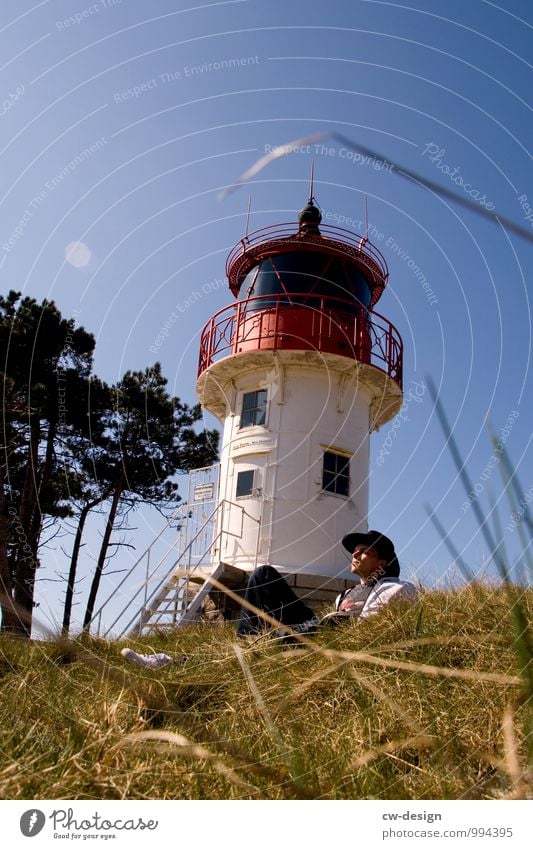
225, 223, 389, 304
198, 293, 403, 388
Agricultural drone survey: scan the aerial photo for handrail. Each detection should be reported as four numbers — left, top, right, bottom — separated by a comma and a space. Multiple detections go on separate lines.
84, 501, 186, 630
100, 501, 221, 637
96, 498, 261, 638
225, 222, 389, 282
85, 466, 219, 635
138, 526, 226, 633
197, 292, 403, 389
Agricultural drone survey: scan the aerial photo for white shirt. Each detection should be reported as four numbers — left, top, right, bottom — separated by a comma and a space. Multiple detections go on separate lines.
335, 578, 418, 620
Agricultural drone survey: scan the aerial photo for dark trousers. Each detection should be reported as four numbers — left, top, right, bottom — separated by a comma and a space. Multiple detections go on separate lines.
237, 565, 314, 635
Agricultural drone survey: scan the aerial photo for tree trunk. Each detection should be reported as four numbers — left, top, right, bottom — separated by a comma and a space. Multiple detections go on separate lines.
28, 418, 58, 571
62, 496, 103, 636
82, 474, 124, 631
0, 465, 18, 633
16, 415, 40, 535
12, 415, 41, 637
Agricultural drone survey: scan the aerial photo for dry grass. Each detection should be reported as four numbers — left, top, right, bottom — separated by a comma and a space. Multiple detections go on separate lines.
0, 584, 531, 800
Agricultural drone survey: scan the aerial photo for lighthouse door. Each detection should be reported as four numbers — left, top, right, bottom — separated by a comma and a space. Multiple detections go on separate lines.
218, 453, 265, 567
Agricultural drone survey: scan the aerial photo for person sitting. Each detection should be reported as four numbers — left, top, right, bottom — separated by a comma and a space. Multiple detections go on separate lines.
120, 531, 417, 667
237, 530, 417, 637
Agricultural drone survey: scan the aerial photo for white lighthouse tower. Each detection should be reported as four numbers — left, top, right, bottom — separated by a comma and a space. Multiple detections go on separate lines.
194, 194, 403, 606
112, 193, 405, 635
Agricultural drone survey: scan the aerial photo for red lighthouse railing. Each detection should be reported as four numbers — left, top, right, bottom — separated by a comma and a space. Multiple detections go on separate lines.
197, 293, 403, 389
225, 222, 389, 305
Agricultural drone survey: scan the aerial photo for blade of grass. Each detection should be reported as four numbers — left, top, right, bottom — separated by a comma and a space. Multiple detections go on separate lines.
320, 647, 521, 685
414, 606, 424, 638
427, 378, 508, 579
349, 734, 436, 770
488, 422, 533, 574
487, 486, 508, 570
347, 669, 423, 736
502, 704, 528, 799
119, 729, 260, 795
233, 643, 315, 798
424, 502, 475, 582
427, 380, 533, 764
485, 487, 532, 696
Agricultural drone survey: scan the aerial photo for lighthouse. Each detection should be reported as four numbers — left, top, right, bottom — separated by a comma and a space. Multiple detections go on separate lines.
195, 194, 403, 606
119, 193, 405, 635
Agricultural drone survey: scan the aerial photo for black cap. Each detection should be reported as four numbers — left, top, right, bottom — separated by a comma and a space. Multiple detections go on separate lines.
341, 529, 400, 578
297, 200, 322, 235
297, 200, 322, 226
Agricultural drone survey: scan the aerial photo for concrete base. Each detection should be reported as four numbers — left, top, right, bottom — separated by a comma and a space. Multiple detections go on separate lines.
199, 562, 356, 618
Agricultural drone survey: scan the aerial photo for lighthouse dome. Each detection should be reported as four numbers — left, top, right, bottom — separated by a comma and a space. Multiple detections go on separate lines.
297, 199, 323, 227
226, 196, 389, 310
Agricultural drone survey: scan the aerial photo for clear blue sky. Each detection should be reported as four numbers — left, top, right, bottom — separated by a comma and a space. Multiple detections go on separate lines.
1, 0, 531, 632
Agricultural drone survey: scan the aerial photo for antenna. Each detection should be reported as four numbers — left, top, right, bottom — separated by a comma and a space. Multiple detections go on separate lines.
308, 159, 315, 203
358, 193, 369, 251
244, 194, 252, 239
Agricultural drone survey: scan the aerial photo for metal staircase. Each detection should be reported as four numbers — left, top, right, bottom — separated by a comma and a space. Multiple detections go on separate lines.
85, 465, 261, 639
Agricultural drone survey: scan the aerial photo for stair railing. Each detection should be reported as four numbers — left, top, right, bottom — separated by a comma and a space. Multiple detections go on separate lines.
90, 498, 261, 638
95, 503, 220, 638
137, 500, 262, 635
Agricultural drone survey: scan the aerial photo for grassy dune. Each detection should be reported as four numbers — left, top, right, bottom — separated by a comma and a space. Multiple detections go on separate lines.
0, 584, 531, 800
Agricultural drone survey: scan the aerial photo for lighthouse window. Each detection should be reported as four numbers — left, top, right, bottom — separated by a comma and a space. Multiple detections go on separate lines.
240, 389, 268, 428
236, 469, 255, 498
322, 451, 350, 497
239, 252, 372, 309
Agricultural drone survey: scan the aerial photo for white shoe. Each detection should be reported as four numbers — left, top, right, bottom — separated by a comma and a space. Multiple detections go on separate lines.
120, 648, 174, 669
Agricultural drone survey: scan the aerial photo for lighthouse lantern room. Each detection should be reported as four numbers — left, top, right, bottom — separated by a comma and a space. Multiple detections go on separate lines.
195, 195, 403, 601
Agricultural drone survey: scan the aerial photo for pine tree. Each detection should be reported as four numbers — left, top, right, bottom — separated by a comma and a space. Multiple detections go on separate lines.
0, 292, 95, 635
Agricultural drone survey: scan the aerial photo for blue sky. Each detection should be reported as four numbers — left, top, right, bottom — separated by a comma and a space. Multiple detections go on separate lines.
1, 0, 532, 632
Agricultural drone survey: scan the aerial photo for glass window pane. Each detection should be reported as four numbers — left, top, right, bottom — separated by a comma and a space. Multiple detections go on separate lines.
322, 451, 350, 496
236, 469, 254, 498
335, 475, 349, 496
256, 389, 267, 408
242, 393, 255, 411
323, 452, 336, 472
240, 252, 371, 308
322, 471, 335, 492
337, 457, 350, 476
240, 390, 268, 428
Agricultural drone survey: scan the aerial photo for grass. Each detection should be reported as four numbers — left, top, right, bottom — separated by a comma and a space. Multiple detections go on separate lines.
1, 583, 531, 800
